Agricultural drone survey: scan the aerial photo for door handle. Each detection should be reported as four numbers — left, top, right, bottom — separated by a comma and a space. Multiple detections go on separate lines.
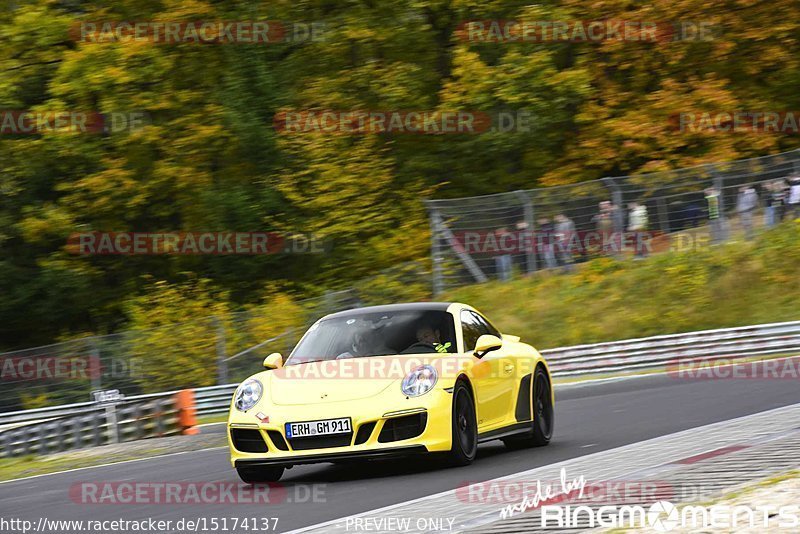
504, 364, 515, 373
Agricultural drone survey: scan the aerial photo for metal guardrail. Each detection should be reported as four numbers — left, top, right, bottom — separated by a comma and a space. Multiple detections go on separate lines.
543, 320, 800, 377
0, 395, 179, 457
2, 320, 798, 457
194, 384, 236, 415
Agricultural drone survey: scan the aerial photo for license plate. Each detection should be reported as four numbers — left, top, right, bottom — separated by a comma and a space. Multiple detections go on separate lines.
285, 417, 352, 438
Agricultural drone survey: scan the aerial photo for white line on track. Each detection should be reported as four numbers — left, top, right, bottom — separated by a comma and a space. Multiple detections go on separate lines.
0, 446, 227, 485
283, 401, 800, 534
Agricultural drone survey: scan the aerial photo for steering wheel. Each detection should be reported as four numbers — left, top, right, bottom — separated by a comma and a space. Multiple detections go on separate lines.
402, 342, 438, 354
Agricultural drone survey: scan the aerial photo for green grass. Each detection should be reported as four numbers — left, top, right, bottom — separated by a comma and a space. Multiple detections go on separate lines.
447, 221, 800, 349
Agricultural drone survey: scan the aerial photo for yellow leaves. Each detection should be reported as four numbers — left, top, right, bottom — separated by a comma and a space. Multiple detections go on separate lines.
17, 204, 75, 243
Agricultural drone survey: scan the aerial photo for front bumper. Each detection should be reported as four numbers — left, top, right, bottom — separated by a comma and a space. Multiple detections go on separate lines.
234, 445, 429, 467
227, 388, 453, 467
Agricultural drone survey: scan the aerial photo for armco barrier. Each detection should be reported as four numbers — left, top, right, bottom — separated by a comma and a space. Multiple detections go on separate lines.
0, 392, 184, 458
1, 320, 799, 457
542, 320, 800, 377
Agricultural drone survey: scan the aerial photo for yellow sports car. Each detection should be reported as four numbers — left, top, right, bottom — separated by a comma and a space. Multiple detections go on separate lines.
227, 302, 554, 483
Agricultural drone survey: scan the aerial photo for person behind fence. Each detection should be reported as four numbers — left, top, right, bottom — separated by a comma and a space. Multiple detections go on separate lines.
554, 213, 575, 272
788, 176, 800, 220
736, 185, 758, 240
494, 226, 513, 281
772, 179, 788, 222
537, 217, 557, 269
764, 181, 777, 228
705, 187, 724, 244
627, 201, 649, 257
592, 201, 614, 255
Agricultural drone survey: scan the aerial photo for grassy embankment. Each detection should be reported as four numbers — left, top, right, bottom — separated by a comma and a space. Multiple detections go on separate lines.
447, 221, 800, 349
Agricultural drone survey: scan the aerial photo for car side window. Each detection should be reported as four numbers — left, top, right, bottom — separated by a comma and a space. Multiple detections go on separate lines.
470, 311, 501, 338
460, 310, 482, 352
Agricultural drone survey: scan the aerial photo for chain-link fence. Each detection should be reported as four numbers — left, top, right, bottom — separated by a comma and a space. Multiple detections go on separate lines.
426, 149, 800, 293
0, 290, 363, 413
5, 149, 800, 413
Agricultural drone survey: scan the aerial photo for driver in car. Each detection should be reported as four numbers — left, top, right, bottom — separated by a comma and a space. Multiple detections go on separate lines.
407, 325, 451, 354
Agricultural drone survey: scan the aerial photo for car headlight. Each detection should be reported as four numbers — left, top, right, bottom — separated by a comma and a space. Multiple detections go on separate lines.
234, 378, 263, 412
401, 365, 438, 397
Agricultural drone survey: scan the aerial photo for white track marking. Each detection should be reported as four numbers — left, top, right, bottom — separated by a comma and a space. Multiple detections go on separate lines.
0, 446, 227, 485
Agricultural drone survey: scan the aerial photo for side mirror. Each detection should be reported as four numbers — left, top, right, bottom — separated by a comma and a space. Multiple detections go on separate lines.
263, 353, 283, 369
474, 334, 502, 358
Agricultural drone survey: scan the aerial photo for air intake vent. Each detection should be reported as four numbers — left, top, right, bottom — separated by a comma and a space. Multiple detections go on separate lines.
378, 413, 427, 443
354, 422, 376, 445
267, 430, 289, 451
230, 428, 268, 453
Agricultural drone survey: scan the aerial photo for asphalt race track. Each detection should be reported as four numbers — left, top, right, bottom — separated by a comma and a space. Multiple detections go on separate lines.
3, 359, 800, 533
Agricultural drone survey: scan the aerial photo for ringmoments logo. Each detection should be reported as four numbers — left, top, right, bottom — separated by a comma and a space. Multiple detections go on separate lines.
540, 501, 800, 530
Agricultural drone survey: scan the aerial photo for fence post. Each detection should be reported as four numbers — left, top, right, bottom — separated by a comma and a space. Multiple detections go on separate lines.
656, 196, 671, 233
214, 316, 228, 385
602, 177, 625, 232
89, 337, 102, 392
515, 190, 537, 273
711, 168, 729, 241
427, 205, 445, 296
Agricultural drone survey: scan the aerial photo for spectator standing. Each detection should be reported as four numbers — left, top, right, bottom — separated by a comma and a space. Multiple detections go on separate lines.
773, 179, 787, 222
537, 217, 557, 269
788, 176, 800, 220
494, 227, 513, 281
554, 213, 576, 272
592, 201, 614, 256
705, 187, 724, 244
764, 182, 776, 228
736, 185, 758, 240
627, 201, 649, 257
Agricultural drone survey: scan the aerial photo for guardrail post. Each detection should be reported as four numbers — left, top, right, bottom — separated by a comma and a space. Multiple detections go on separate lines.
92, 411, 102, 446
19, 426, 31, 456
38, 422, 48, 455
105, 403, 119, 444
0, 430, 10, 458
131, 402, 142, 440
154, 399, 165, 437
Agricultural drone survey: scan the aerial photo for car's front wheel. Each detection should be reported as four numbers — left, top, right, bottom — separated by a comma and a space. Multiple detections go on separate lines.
236, 465, 285, 484
503, 366, 554, 450
446, 381, 478, 466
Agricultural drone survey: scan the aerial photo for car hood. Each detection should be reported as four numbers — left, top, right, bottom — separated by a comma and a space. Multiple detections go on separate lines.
261, 355, 442, 406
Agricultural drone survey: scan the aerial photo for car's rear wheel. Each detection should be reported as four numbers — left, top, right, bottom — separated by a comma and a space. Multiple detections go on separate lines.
503, 367, 554, 450
446, 381, 478, 466
236, 465, 285, 483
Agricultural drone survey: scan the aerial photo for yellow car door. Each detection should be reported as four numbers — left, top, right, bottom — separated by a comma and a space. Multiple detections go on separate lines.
460, 309, 518, 430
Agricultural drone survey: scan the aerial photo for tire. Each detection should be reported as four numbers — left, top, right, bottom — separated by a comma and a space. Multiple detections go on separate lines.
446, 381, 478, 466
503, 366, 554, 450
236, 465, 285, 484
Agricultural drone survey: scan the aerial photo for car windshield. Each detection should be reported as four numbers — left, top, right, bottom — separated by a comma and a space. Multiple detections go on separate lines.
286, 309, 457, 364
